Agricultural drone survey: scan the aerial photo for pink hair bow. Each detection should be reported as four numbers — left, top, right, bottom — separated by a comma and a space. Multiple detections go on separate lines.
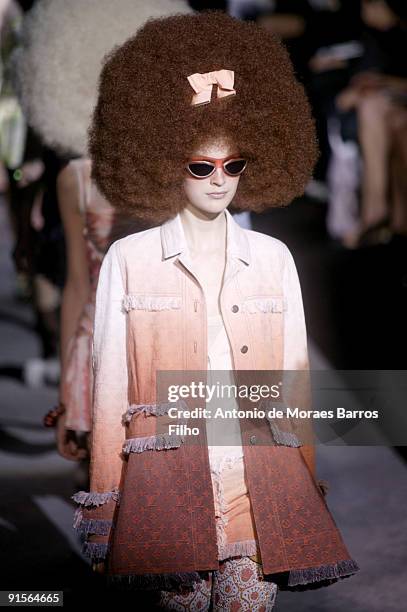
187, 69, 236, 106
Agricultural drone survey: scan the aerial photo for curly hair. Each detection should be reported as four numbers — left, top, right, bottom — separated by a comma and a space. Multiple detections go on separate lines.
89, 11, 318, 222
12, 0, 192, 157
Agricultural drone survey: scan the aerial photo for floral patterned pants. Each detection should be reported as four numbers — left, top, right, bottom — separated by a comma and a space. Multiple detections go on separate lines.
153, 557, 278, 611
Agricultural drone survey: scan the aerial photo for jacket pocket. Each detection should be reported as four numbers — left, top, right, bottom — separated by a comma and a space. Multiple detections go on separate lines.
241, 295, 286, 314
122, 293, 182, 312
242, 295, 286, 338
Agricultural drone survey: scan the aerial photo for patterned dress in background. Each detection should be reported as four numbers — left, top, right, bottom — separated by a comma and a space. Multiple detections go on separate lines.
61, 158, 145, 432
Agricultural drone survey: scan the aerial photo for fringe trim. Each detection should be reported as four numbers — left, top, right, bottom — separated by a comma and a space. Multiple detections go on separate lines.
122, 433, 184, 454
267, 421, 302, 448
73, 508, 112, 536
122, 294, 181, 312
83, 541, 109, 561
122, 399, 188, 424
107, 571, 203, 591
288, 559, 360, 587
219, 539, 259, 560
242, 297, 287, 314
71, 487, 120, 507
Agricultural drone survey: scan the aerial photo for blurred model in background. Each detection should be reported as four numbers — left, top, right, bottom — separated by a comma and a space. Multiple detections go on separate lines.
336, 0, 407, 247
0, 0, 61, 363
12, 0, 193, 470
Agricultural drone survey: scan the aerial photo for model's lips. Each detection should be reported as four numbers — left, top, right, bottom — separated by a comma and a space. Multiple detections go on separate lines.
207, 192, 228, 198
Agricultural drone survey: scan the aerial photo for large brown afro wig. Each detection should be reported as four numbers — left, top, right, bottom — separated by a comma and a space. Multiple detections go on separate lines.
89, 10, 318, 223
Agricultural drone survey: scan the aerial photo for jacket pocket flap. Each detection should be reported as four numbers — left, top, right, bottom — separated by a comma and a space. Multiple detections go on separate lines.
242, 296, 287, 314
122, 294, 182, 312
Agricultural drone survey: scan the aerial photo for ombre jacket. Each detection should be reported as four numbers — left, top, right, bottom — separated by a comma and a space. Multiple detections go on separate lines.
72, 208, 359, 590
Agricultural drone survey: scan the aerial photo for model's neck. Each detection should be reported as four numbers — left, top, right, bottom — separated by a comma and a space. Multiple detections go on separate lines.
179, 206, 227, 256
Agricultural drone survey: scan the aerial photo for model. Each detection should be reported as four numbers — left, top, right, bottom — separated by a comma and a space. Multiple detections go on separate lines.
12, 0, 192, 457
73, 11, 360, 610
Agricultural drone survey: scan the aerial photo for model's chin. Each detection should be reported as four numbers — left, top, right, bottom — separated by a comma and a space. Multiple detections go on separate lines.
185, 196, 234, 217
206, 194, 233, 209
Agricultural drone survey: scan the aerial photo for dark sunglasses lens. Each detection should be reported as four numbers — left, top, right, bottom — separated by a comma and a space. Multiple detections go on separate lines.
224, 159, 247, 175
188, 162, 214, 177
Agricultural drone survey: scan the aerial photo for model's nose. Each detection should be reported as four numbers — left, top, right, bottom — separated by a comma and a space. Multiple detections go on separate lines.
210, 167, 226, 186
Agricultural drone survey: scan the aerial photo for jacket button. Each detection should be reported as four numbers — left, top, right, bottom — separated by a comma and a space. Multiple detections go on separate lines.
250, 435, 257, 445
241, 345, 248, 354
231, 304, 239, 313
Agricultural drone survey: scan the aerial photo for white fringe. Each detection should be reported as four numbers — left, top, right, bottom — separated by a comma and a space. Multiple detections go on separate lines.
71, 487, 120, 507
267, 420, 302, 447
122, 433, 184, 454
83, 541, 109, 561
73, 508, 112, 536
219, 539, 259, 560
122, 294, 182, 312
288, 559, 360, 586
122, 399, 188, 424
242, 297, 287, 314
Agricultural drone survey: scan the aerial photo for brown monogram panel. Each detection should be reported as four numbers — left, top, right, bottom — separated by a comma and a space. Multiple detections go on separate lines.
107, 429, 219, 575
243, 443, 353, 576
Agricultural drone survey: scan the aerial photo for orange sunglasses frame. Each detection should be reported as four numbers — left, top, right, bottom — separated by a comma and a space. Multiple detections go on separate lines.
185, 154, 247, 179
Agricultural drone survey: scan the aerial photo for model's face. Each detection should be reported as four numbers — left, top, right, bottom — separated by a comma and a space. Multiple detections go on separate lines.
183, 141, 242, 217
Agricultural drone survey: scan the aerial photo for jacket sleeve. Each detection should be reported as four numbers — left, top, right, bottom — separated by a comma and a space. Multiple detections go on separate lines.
281, 245, 316, 481
71, 239, 128, 561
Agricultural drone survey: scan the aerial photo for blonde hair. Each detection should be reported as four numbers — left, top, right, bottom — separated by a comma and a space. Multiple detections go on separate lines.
12, 0, 192, 156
